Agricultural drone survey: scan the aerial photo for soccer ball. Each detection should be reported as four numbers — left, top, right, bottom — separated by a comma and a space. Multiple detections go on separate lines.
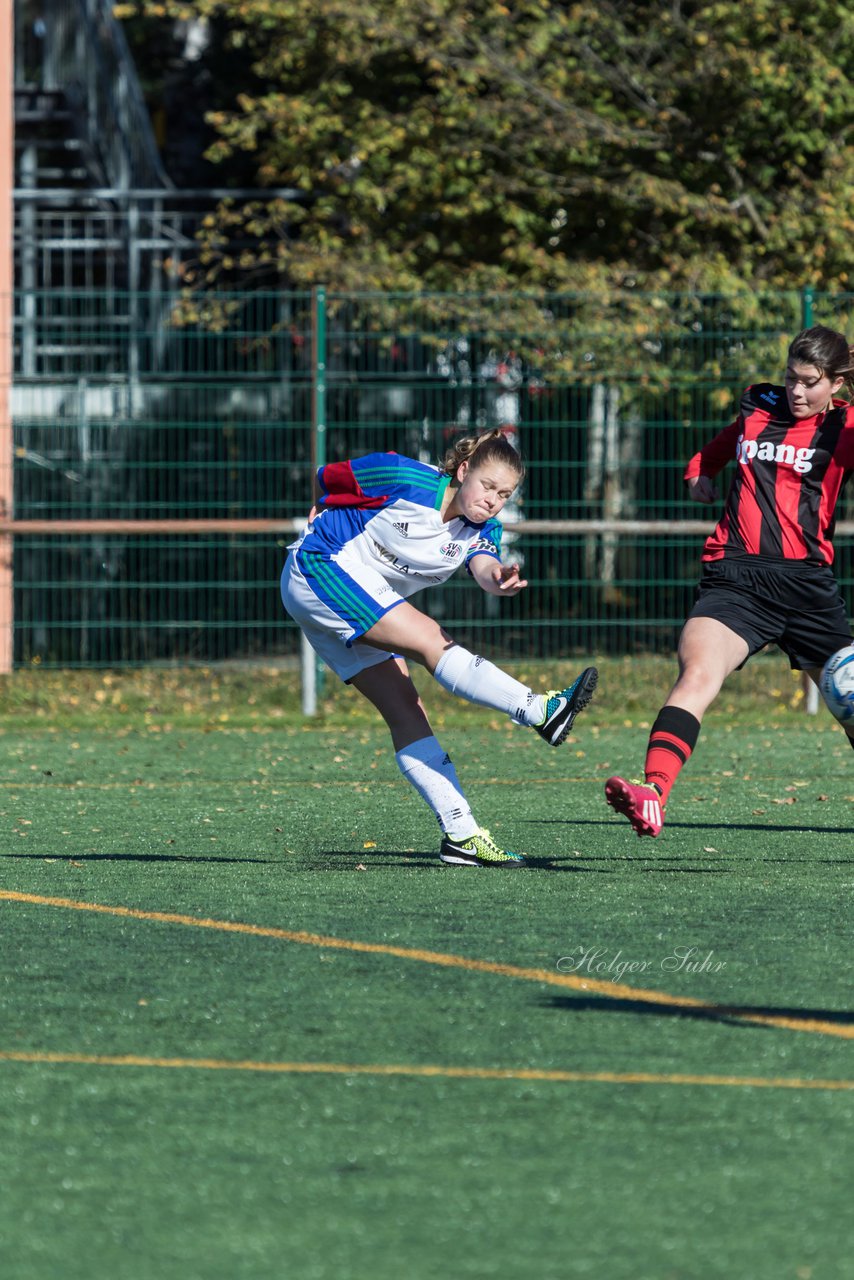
819, 645, 854, 722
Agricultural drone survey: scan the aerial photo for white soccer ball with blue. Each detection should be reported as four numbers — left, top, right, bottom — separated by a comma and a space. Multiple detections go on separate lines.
819, 645, 854, 722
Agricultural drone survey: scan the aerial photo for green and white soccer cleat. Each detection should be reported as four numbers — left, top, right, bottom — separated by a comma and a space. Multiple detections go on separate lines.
534, 666, 598, 746
439, 828, 526, 868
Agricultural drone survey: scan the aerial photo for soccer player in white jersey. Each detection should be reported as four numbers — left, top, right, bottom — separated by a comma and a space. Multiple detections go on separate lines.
282, 428, 598, 867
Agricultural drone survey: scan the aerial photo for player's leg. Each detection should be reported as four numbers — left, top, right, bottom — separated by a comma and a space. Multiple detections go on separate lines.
605, 618, 748, 837
361, 600, 597, 746
284, 556, 523, 863
665, 616, 751, 718
645, 615, 749, 800
780, 567, 854, 748
349, 657, 524, 867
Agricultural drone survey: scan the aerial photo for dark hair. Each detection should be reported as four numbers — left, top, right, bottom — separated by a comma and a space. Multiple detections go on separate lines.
788, 325, 854, 391
441, 428, 525, 482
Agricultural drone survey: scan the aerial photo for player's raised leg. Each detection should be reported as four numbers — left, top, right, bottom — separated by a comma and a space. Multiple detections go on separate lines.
361, 601, 597, 745
350, 656, 525, 867
605, 617, 748, 837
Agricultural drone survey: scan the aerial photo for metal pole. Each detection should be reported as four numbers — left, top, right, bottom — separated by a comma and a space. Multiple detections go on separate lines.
802, 288, 817, 718
0, 0, 14, 673
19, 143, 36, 377
302, 285, 328, 714
312, 285, 327, 473
300, 632, 317, 717
803, 672, 820, 716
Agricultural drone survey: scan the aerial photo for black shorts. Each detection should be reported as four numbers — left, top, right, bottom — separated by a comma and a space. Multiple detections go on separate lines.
687, 557, 852, 671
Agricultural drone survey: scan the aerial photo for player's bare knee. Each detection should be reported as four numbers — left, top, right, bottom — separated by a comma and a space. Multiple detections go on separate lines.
674, 663, 726, 707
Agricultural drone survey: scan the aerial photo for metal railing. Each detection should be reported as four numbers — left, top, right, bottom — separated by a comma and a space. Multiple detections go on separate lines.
16, 0, 171, 190
12, 191, 304, 382
3, 287, 854, 668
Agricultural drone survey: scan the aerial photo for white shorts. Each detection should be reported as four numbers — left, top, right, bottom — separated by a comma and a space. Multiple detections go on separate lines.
281, 550, 404, 682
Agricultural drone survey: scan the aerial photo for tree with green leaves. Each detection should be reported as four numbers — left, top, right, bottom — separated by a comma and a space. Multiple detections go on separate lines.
128, 0, 854, 298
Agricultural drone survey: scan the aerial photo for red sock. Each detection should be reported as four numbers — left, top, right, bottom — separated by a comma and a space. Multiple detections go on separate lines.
643, 706, 700, 805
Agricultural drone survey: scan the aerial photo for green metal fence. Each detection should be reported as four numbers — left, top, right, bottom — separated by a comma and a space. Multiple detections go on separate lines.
9, 287, 854, 667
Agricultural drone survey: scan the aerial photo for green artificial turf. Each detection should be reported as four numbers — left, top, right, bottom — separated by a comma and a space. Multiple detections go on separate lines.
0, 659, 852, 1279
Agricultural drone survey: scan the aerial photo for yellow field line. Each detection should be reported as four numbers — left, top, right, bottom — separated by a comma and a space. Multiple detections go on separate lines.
0, 1049, 850, 1091
1, 889, 851, 1040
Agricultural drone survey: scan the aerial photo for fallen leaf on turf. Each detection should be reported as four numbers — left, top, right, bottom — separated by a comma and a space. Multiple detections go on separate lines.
363, 841, 377, 849
772, 797, 796, 804
355, 863, 368, 871
703, 847, 718, 853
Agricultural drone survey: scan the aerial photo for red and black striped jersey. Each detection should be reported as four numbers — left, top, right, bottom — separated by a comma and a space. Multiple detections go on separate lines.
684, 384, 854, 566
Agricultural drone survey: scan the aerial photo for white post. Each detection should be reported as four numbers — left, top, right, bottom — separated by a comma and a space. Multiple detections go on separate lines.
803, 671, 820, 716
300, 632, 317, 716
0, 0, 14, 673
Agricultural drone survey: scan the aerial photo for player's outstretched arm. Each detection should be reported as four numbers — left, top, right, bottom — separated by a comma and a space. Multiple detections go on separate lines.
469, 555, 528, 596
687, 475, 718, 504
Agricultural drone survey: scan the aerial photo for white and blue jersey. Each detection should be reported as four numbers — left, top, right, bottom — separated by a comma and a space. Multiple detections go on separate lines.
282, 452, 503, 680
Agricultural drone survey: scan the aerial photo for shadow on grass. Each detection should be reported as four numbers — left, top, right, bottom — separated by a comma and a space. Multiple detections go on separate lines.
308, 850, 704, 872
7, 845, 840, 871
310, 850, 633, 871
522, 854, 734, 872
526, 853, 854, 871
543, 994, 854, 1030
0, 852, 274, 864
314, 849, 445, 869
1, 848, 446, 869
287, 847, 854, 873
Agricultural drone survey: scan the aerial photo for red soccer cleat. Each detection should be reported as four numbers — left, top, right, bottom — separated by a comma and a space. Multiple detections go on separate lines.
604, 775, 665, 838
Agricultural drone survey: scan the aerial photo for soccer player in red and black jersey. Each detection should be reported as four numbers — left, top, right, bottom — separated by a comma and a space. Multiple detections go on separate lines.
605, 325, 854, 838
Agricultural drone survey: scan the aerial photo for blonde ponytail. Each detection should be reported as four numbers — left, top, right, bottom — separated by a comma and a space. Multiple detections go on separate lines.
441, 428, 525, 481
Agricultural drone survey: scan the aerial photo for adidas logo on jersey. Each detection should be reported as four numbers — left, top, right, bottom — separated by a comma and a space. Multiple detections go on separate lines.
392, 522, 409, 537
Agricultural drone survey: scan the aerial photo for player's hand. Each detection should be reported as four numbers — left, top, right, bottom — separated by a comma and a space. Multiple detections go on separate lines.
687, 475, 718, 504
491, 563, 528, 595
